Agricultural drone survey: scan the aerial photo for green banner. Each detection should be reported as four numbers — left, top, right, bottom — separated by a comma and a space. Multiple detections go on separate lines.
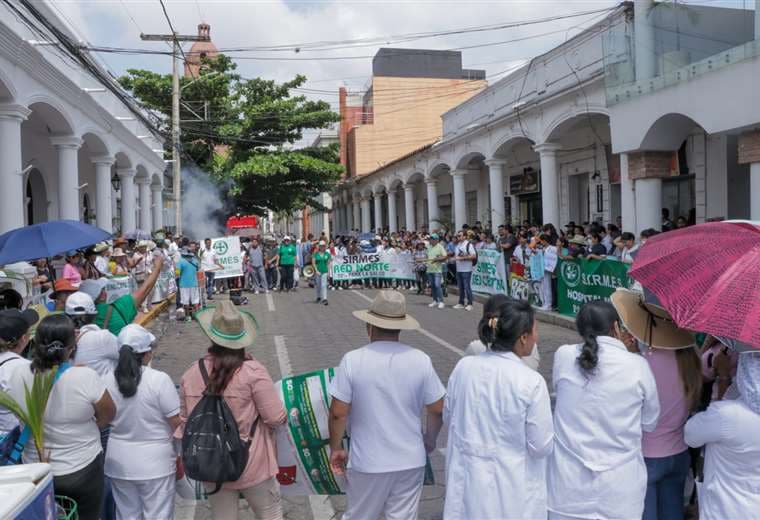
557, 258, 632, 316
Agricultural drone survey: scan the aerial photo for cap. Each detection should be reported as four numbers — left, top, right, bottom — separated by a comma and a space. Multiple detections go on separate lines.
117, 324, 156, 354
0, 308, 39, 343
79, 278, 108, 301
65, 250, 81, 258
283, 235, 291, 241
430, 233, 440, 240
53, 279, 78, 295
65, 292, 97, 316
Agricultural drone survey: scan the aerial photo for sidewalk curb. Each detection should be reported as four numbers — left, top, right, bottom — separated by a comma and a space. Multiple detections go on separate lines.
448, 288, 576, 331
136, 294, 175, 327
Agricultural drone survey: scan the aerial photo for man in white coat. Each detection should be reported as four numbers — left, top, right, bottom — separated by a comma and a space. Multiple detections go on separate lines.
328, 290, 445, 519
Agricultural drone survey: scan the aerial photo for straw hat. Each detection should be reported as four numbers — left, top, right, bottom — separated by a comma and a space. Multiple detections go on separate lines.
569, 235, 587, 246
93, 242, 110, 253
111, 247, 127, 257
610, 289, 694, 349
352, 290, 419, 331
195, 300, 258, 350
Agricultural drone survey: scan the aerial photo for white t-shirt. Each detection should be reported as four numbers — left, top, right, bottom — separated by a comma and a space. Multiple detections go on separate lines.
201, 249, 218, 272
329, 341, 445, 473
104, 366, 180, 480
9, 365, 106, 476
73, 324, 119, 377
455, 241, 476, 273
0, 352, 30, 435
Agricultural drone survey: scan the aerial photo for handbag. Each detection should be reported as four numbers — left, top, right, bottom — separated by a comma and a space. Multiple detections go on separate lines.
0, 362, 71, 466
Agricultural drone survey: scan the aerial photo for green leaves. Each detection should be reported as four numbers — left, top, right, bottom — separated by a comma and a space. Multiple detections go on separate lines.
119, 54, 343, 215
0, 368, 58, 462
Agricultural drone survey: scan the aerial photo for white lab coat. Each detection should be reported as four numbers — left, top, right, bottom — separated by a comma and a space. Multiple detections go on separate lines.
444, 351, 553, 520
685, 400, 760, 520
548, 336, 660, 519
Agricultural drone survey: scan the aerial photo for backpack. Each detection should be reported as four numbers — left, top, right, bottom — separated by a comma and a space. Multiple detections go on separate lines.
468, 242, 478, 267
181, 359, 259, 495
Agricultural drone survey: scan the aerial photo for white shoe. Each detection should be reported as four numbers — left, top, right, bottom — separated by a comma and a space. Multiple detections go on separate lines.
428, 302, 437, 308
254, 290, 259, 295
453, 304, 464, 310
265, 290, 270, 294
437, 302, 445, 309
465, 305, 473, 311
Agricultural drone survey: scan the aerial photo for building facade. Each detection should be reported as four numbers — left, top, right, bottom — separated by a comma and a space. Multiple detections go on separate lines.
0, 1, 167, 235
332, 1, 760, 236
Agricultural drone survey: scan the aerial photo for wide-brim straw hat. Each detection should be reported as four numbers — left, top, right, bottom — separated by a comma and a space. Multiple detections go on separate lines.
93, 242, 110, 253
195, 300, 258, 350
352, 290, 419, 331
611, 289, 694, 349
111, 247, 127, 257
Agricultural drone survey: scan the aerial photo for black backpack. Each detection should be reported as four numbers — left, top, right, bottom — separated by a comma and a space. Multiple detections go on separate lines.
468, 241, 479, 267
181, 359, 259, 494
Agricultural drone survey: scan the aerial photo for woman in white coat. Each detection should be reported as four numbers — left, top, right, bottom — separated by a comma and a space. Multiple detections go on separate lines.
444, 299, 553, 520
548, 299, 660, 519
105, 324, 181, 520
685, 350, 760, 519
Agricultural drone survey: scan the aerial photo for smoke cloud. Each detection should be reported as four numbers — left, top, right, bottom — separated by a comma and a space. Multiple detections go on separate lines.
180, 164, 232, 240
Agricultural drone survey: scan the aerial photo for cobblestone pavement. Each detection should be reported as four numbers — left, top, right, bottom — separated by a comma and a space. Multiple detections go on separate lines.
150, 285, 580, 520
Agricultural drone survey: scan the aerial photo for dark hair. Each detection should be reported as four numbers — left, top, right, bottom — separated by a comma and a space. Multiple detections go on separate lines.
479, 299, 534, 352
640, 228, 659, 239
620, 232, 636, 242
68, 314, 96, 330
477, 294, 511, 346
32, 314, 76, 373
206, 344, 246, 394
115, 346, 147, 398
575, 300, 620, 375
590, 232, 602, 243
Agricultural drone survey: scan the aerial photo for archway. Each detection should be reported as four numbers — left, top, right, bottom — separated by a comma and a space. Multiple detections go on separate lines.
25, 169, 47, 225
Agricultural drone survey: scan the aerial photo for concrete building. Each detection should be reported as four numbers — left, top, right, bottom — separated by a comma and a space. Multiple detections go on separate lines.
0, 1, 166, 235
332, 1, 760, 236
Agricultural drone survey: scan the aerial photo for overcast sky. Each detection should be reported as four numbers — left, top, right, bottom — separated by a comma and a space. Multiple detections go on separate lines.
53, 0, 748, 139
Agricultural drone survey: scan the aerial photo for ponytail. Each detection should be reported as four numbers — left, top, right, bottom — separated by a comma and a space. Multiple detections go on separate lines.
477, 294, 511, 347
32, 314, 75, 373
115, 346, 145, 397
575, 300, 620, 376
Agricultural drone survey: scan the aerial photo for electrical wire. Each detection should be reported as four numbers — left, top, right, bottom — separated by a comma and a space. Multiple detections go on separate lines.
157, 0, 198, 80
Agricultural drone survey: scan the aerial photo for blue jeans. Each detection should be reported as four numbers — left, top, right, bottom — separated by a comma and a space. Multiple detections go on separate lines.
205, 271, 215, 298
456, 271, 473, 305
643, 450, 690, 520
315, 273, 328, 301
428, 272, 443, 302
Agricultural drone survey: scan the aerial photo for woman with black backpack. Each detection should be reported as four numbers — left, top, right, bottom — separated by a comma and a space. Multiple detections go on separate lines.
177, 301, 286, 520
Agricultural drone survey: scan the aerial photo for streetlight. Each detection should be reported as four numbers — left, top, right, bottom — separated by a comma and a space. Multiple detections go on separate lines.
111, 171, 121, 192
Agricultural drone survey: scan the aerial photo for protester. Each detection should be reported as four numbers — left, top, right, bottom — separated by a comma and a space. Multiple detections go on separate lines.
81, 247, 103, 280
452, 230, 476, 311
329, 290, 445, 519
685, 351, 760, 519
247, 238, 268, 294
177, 301, 286, 519
278, 236, 297, 292
66, 291, 118, 376
412, 241, 428, 294
444, 299, 552, 519
62, 250, 83, 287
312, 240, 331, 306
105, 324, 181, 520
201, 238, 224, 301
110, 248, 130, 276
177, 247, 200, 320
0, 308, 37, 437
7, 314, 116, 520
426, 234, 447, 309
52, 278, 78, 311
615, 231, 638, 264
548, 300, 660, 519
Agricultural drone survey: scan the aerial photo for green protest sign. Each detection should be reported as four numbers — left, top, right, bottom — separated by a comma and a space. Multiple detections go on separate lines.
557, 258, 632, 316
471, 249, 508, 295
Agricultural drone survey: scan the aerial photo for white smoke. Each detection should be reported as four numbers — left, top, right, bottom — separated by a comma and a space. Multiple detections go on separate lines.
180, 164, 228, 240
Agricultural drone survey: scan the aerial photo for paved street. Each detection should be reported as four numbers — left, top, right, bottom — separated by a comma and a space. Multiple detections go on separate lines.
150, 286, 579, 520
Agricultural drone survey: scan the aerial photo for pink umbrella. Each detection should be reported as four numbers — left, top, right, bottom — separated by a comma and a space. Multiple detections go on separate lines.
629, 221, 760, 349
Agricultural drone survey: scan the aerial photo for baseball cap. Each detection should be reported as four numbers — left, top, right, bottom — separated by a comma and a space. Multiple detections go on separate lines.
53, 279, 79, 295
65, 250, 81, 258
79, 278, 108, 301
0, 308, 39, 343
318, 240, 326, 246
430, 233, 440, 240
65, 292, 97, 316
117, 324, 156, 354
283, 235, 291, 241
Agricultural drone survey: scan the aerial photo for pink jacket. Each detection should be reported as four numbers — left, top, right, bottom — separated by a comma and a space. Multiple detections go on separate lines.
176, 354, 286, 489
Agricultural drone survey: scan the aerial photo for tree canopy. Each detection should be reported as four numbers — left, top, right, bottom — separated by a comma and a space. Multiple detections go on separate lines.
119, 55, 343, 214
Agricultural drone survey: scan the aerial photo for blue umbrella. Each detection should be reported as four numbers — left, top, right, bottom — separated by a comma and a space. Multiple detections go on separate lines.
0, 220, 112, 265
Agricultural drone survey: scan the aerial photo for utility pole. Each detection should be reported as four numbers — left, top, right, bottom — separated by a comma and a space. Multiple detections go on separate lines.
140, 31, 209, 235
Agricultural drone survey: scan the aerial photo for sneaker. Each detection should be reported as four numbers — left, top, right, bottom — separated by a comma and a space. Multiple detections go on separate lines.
265, 290, 270, 294
453, 304, 464, 310
254, 290, 260, 295
437, 302, 445, 309
428, 302, 437, 308
316, 298, 322, 303
207, 296, 214, 301
323, 300, 329, 306
465, 305, 473, 312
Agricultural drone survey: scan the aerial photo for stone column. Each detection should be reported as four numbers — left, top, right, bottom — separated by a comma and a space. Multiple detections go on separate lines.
620, 153, 636, 232
352, 195, 361, 233
451, 170, 467, 231
360, 196, 371, 233
534, 143, 561, 227
628, 150, 673, 234
404, 184, 416, 231
388, 189, 398, 233
738, 130, 760, 220
91, 155, 114, 232
0, 104, 31, 233
634, 0, 656, 81
510, 194, 520, 225
136, 177, 152, 231
755, 0, 759, 41
485, 159, 507, 228
373, 193, 384, 232
50, 135, 82, 221
152, 184, 163, 231
425, 178, 439, 231
117, 168, 137, 234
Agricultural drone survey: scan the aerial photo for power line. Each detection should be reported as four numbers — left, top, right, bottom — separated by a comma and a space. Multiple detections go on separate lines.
157, 0, 197, 80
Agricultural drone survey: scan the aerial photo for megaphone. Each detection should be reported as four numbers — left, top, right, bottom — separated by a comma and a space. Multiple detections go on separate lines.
303, 265, 316, 279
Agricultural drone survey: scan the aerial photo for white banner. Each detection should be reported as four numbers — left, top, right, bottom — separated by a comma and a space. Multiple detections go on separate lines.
471, 249, 509, 295
105, 276, 135, 303
331, 249, 415, 281
205, 236, 243, 279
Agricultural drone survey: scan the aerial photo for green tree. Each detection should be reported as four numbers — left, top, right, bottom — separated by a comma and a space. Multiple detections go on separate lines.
119, 55, 343, 214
